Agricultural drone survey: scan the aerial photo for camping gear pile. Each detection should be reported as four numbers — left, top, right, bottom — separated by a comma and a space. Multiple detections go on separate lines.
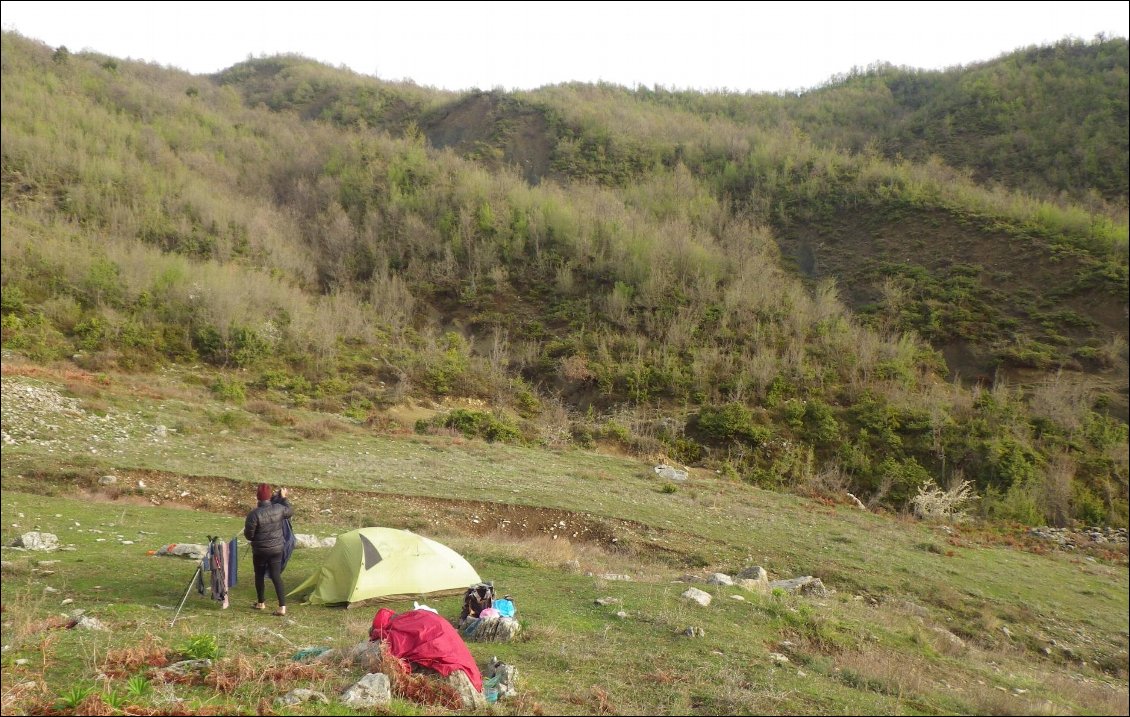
289, 527, 521, 705
458, 582, 522, 642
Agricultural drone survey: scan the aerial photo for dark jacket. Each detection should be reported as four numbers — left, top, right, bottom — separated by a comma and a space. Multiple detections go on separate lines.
244, 496, 293, 554
459, 585, 493, 621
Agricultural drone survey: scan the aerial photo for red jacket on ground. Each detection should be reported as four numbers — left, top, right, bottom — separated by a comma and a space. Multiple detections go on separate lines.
369, 608, 483, 691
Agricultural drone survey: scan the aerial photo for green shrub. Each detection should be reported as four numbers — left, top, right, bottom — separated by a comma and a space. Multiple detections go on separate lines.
211, 376, 246, 403
983, 481, 1044, 525
515, 386, 541, 418
0, 284, 28, 314
56, 682, 96, 710
782, 398, 807, 429
803, 399, 841, 443
230, 326, 268, 368
1072, 483, 1108, 525
103, 688, 128, 711
697, 403, 768, 445
124, 677, 150, 700
443, 408, 522, 443
180, 634, 220, 660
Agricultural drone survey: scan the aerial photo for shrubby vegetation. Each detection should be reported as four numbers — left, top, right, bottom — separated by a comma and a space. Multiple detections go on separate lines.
1, 31, 1126, 525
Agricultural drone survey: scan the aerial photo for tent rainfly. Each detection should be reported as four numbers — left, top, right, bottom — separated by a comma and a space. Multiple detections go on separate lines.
288, 527, 481, 607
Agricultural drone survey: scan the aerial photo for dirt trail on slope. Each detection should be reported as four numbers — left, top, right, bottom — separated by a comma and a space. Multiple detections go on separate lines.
14, 467, 708, 566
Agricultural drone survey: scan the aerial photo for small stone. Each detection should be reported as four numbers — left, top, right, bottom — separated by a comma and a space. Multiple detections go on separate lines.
594, 597, 621, 607
768, 652, 790, 665
275, 688, 329, 706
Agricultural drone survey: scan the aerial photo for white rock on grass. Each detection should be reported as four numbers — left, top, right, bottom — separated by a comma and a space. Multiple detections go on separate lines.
294, 534, 336, 549
341, 672, 391, 709
73, 615, 108, 631
10, 532, 59, 551
681, 587, 712, 606
706, 573, 733, 586
737, 566, 769, 581
769, 576, 829, 597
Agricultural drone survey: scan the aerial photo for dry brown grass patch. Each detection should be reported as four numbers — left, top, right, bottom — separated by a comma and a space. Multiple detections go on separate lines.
566, 686, 619, 715
101, 635, 173, 678
836, 648, 933, 700
1041, 672, 1129, 715
293, 417, 346, 440
245, 400, 296, 426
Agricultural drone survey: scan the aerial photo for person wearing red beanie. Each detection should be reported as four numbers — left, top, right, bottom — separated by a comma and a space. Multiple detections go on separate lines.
244, 483, 293, 615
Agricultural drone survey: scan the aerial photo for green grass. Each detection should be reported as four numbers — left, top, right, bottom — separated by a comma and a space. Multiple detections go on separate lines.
2, 369, 1128, 714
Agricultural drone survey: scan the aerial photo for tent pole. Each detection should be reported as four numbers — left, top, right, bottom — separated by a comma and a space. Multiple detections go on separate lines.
170, 563, 203, 629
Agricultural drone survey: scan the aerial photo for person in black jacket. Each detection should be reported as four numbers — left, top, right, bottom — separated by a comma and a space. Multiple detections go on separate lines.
245, 483, 293, 615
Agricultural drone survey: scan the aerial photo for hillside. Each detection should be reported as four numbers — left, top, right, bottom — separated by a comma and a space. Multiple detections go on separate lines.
640, 36, 1130, 209
1, 28, 1129, 716
1, 31, 1128, 527
0, 359, 1126, 715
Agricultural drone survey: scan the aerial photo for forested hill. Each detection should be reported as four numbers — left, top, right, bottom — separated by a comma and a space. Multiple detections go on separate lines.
641, 36, 1129, 209
1, 31, 1127, 527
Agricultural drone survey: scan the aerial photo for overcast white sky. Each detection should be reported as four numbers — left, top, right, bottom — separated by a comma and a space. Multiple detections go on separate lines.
2, 1, 1127, 92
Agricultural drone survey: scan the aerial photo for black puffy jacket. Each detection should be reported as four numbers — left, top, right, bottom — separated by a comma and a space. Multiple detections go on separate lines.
244, 496, 293, 554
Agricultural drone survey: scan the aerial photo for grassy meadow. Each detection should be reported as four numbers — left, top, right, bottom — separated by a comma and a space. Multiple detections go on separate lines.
1, 362, 1127, 715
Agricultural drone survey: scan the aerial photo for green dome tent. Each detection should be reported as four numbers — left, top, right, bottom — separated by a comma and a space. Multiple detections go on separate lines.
288, 527, 482, 607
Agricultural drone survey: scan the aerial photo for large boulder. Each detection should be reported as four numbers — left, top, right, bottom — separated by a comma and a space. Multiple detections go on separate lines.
737, 565, 768, 581
345, 640, 384, 671
462, 616, 521, 642
736, 565, 770, 592
446, 670, 487, 710
769, 576, 830, 597
654, 465, 688, 481
681, 587, 712, 606
10, 532, 59, 551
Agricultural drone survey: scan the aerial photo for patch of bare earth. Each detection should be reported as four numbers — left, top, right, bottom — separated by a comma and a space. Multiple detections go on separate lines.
14, 468, 711, 566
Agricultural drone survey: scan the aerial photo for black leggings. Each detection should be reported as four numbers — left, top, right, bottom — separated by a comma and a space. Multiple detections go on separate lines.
253, 551, 285, 606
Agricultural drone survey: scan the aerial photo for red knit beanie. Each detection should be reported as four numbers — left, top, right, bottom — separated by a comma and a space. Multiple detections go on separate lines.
256, 483, 272, 501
